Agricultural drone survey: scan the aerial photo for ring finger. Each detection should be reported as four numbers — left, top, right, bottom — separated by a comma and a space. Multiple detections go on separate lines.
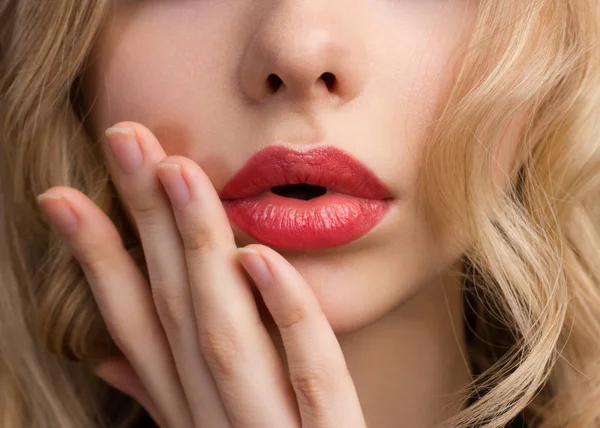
156, 154, 301, 427
103, 122, 230, 427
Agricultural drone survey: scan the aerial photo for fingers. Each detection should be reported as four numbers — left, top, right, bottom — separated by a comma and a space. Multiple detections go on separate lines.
37, 188, 194, 427
156, 156, 301, 427
103, 123, 230, 427
42, 121, 366, 428
237, 245, 367, 428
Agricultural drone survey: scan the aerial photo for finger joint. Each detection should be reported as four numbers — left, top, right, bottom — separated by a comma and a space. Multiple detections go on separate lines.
197, 324, 245, 379
291, 364, 339, 413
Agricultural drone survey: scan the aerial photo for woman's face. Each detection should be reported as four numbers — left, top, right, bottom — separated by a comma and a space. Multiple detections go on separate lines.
83, 1, 479, 334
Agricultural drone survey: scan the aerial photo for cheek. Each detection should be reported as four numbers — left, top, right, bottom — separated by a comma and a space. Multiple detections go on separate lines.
373, 7, 475, 200
82, 6, 236, 157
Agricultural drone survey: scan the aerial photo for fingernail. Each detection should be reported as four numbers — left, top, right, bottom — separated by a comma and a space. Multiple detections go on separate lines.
237, 247, 273, 286
105, 127, 143, 174
37, 193, 79, 234
157, 163, 191, 207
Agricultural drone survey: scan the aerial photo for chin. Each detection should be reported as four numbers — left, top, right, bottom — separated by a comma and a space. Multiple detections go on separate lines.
269, 247, 424, 335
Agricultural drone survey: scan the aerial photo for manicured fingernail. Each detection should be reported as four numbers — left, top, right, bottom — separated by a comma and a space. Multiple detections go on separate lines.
237, 247, 273, 286
37, 193, 79, 234
105, 127, 143, 174
157, 163, 191, 207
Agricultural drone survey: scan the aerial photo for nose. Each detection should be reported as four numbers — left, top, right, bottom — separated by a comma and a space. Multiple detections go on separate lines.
238, 2, 368, 107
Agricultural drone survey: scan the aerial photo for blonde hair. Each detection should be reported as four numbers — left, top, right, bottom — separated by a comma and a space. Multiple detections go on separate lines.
1, 0, 598, 427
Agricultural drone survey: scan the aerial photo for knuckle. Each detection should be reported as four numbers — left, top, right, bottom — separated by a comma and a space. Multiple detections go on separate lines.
291, 364, 338, 410
129, 198, 159, 223
278, 302, 309, 332
177, 210, 234, 254
197, 324, 244, 378
180, 223, 220, 253
75, 234, 121, 273
76, 249, 106, 273
152, 289, 188, 337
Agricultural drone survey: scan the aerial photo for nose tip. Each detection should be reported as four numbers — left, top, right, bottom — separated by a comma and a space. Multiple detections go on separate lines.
237, 6, 366, 106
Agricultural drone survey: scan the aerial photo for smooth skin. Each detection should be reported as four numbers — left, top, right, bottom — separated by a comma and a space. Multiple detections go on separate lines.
81, 1, 480, 357
38, 122, 366, 428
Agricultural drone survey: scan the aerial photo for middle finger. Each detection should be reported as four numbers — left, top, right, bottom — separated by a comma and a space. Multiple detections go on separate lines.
156, 154, 301, 427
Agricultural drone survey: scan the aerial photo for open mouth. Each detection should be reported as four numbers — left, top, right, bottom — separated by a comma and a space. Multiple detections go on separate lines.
220, 146, 393, 250
270, 183, 328, 201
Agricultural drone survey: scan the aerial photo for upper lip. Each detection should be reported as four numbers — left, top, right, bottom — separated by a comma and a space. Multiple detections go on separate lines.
219, 145, 393, 200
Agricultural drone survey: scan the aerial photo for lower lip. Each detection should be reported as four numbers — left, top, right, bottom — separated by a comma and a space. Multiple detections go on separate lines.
222, 191, 391, 250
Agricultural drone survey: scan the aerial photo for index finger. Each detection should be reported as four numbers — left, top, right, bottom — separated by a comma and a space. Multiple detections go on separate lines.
237, 244, 367, 428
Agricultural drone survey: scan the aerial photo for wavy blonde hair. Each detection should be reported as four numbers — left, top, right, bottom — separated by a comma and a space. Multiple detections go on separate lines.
1, 0, 599, 427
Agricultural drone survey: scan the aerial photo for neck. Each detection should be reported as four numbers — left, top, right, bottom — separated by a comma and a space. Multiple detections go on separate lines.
337, 259, 472, 427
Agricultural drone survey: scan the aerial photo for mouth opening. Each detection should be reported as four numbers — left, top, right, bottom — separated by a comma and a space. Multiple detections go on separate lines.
270, 183, 328, 200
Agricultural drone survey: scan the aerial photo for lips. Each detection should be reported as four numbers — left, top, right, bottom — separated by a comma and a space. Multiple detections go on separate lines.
219, 145, 394, 250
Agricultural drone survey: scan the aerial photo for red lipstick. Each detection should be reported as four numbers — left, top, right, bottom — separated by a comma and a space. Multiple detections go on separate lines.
219, 146, 393, 250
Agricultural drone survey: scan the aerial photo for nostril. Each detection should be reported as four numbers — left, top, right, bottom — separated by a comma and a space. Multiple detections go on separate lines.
267, 73, 336, 93
321, 72, 336, 91
271, 184, 327, 201
267, 74, 283, 92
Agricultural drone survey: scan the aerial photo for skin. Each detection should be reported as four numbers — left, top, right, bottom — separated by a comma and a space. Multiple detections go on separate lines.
36, 1, 523, 427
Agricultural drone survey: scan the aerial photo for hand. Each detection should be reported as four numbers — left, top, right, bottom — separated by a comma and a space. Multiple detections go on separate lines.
37, 122, 367, 428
